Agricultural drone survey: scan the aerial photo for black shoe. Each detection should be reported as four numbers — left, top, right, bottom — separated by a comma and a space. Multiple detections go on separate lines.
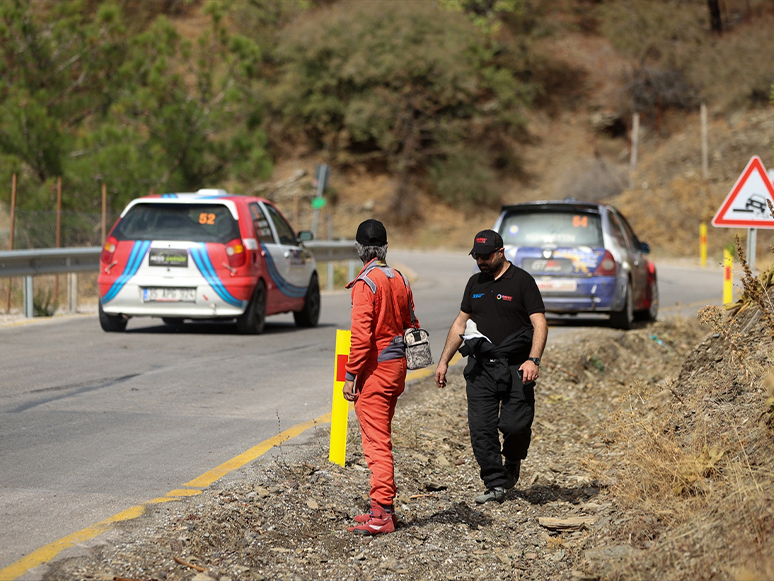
474, 487, 505, 504
504, 459, 521, 490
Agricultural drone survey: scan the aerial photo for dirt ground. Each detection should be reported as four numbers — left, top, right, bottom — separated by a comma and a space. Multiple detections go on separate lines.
34, 288, 774, 581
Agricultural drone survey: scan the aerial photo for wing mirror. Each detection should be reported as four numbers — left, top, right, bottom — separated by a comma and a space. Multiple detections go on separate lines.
297, 230, 314, 242
640, 241, 651, 254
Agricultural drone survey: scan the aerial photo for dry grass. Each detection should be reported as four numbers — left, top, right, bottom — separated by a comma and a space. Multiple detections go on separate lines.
0, 273, 100, 317
590, 241, 774, 580
598, 379, 774, 580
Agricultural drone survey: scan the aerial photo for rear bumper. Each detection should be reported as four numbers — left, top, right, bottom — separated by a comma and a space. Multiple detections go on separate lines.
542, 296, 612, 314
99, 275, 253, 319
537, 275, 627, 314
102, 300, 246, 319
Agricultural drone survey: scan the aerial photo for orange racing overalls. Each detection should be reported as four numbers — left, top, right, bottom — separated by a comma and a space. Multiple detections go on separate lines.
345, 258, 417, 506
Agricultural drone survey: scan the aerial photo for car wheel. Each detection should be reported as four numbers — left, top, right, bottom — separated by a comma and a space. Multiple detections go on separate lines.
162, 317, 185, 326
237, 280, 266, 335
609, 281, 634, 330
99, 301, 128, 332
293, 273, 320, 328
635, 273, 659, 322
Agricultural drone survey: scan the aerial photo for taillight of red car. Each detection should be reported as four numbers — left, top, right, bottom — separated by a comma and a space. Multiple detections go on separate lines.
101, 236, 117, 266
593, 250, 617, 276
225, 238, 246, 268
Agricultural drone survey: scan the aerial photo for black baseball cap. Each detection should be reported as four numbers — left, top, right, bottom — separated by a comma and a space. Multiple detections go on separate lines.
356, 219, 388, 246
469, 229, 503, 255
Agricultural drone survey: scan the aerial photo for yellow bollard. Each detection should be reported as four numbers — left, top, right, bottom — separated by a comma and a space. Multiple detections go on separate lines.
329, 329, 351, 466
700, 222, 707, 267
723, 248, 733, 305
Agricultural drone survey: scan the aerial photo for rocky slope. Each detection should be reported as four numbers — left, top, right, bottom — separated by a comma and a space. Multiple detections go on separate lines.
35, 302, 774, 581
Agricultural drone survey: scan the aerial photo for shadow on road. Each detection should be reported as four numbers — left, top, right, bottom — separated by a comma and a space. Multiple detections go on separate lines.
124, 320, 340, 335
547, 314, 656, 331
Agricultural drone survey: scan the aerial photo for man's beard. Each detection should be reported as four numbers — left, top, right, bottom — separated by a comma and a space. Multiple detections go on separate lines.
478, 254, 503, 275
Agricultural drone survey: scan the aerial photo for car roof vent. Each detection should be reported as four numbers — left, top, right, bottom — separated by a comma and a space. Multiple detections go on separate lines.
197, 188, 228, 196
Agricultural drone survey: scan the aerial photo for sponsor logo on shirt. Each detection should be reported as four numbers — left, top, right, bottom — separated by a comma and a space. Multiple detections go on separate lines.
497, 294, 512, 301
472, 293, 485, 299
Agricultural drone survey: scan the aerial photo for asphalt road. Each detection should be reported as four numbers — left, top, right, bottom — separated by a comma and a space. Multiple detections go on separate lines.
0, 251, 726, 575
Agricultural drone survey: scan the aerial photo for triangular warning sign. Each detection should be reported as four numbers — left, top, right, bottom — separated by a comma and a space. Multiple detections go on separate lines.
712, 156, 774, 228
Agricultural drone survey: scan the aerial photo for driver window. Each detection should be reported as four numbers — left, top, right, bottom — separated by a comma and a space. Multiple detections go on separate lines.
608, 213, 630, 250
265, 204, 297, 246
618, 213, 642, 251
249, 203, 276, 243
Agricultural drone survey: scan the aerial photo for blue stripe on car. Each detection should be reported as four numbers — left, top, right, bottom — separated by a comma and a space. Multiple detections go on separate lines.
189, 244, 244, 308
101, 240, 152, 304
260, 244, 308, 299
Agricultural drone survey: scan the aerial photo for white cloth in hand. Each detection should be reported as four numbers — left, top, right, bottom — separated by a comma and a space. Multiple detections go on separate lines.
462, 319, 491, 343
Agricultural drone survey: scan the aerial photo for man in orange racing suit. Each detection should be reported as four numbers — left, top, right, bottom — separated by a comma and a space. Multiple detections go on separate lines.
343, 219, 418, 536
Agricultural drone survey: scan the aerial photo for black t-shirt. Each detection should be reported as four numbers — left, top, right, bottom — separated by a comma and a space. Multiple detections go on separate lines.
460, 263, 545, 345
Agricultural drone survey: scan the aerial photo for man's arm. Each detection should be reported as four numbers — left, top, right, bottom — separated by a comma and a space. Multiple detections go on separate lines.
519, 312, 548, 383
434, 310, 471, 388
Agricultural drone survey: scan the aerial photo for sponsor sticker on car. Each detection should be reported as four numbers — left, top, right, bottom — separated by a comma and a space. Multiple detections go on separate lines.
148, 248, 189, 268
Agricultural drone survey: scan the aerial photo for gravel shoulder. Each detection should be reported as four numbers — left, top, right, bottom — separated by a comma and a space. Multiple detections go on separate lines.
20, 309, 774, 581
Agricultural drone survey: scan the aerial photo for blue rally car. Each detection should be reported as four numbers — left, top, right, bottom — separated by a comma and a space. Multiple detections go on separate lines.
493, 199, 658, 329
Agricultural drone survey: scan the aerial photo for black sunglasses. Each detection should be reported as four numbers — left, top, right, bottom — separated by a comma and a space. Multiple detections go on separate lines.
472, 251, 495, 261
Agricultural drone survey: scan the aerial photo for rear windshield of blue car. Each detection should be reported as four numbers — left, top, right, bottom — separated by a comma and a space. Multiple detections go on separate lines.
500, 211, 603, 247
112, 203, 241, 243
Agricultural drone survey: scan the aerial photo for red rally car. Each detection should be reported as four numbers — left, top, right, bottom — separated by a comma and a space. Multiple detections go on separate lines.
98, 189, 320, 334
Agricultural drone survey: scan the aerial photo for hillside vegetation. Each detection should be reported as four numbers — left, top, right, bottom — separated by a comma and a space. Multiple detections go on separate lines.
3, 0, 774, 262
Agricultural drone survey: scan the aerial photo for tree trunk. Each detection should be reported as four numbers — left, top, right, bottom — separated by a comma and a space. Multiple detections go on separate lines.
708, 0, 722, 32
391, 132, 417, 222
390, 104, 419, 222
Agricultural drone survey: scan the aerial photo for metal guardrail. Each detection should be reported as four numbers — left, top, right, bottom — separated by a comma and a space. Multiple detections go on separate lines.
0, 241, 359, 317
0, 247, 102, 277
0, 241, 357, 278
304, 239, 359, 262
304, 240, 360, 292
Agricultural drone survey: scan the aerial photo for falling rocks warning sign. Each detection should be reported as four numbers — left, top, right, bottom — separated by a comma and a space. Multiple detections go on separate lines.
712, 155, 774, 228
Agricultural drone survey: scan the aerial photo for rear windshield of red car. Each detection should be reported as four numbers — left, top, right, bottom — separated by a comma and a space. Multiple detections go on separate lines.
112, 203, 241, 243
500, 211, 603, 247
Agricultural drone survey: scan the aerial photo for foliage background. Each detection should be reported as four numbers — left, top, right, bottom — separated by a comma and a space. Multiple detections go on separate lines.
2, 0, 774, 252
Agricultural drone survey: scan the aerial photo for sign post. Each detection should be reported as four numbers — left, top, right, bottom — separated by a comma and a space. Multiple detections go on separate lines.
311, 163, 329, 238
329, 329, 351, 466
711, 155, 774, 271
723, 248, 734, 305
700, 222, 707, 267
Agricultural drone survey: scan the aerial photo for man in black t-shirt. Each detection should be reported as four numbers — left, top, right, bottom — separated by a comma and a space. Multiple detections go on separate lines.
435, 229, 548, 504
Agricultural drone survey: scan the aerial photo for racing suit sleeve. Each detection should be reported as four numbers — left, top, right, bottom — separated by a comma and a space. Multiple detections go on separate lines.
345, 280, 376, 381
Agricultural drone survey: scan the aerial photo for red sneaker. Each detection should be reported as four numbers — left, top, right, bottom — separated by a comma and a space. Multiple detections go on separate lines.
354, 510, 398, 527
348, 502, 396, 535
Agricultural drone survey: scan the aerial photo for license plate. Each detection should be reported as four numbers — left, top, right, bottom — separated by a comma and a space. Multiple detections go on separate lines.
523, 258, 575, 274
142, 287, 196, 302
536, 279, 577, 292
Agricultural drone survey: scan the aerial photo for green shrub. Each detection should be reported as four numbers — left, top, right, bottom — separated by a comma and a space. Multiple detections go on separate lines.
270, 0, 534, 217
33, 287, 59, 318
428, 149, 500, 208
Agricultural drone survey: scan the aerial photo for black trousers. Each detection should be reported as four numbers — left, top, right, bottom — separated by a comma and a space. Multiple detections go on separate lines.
464, 358, 535, 489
